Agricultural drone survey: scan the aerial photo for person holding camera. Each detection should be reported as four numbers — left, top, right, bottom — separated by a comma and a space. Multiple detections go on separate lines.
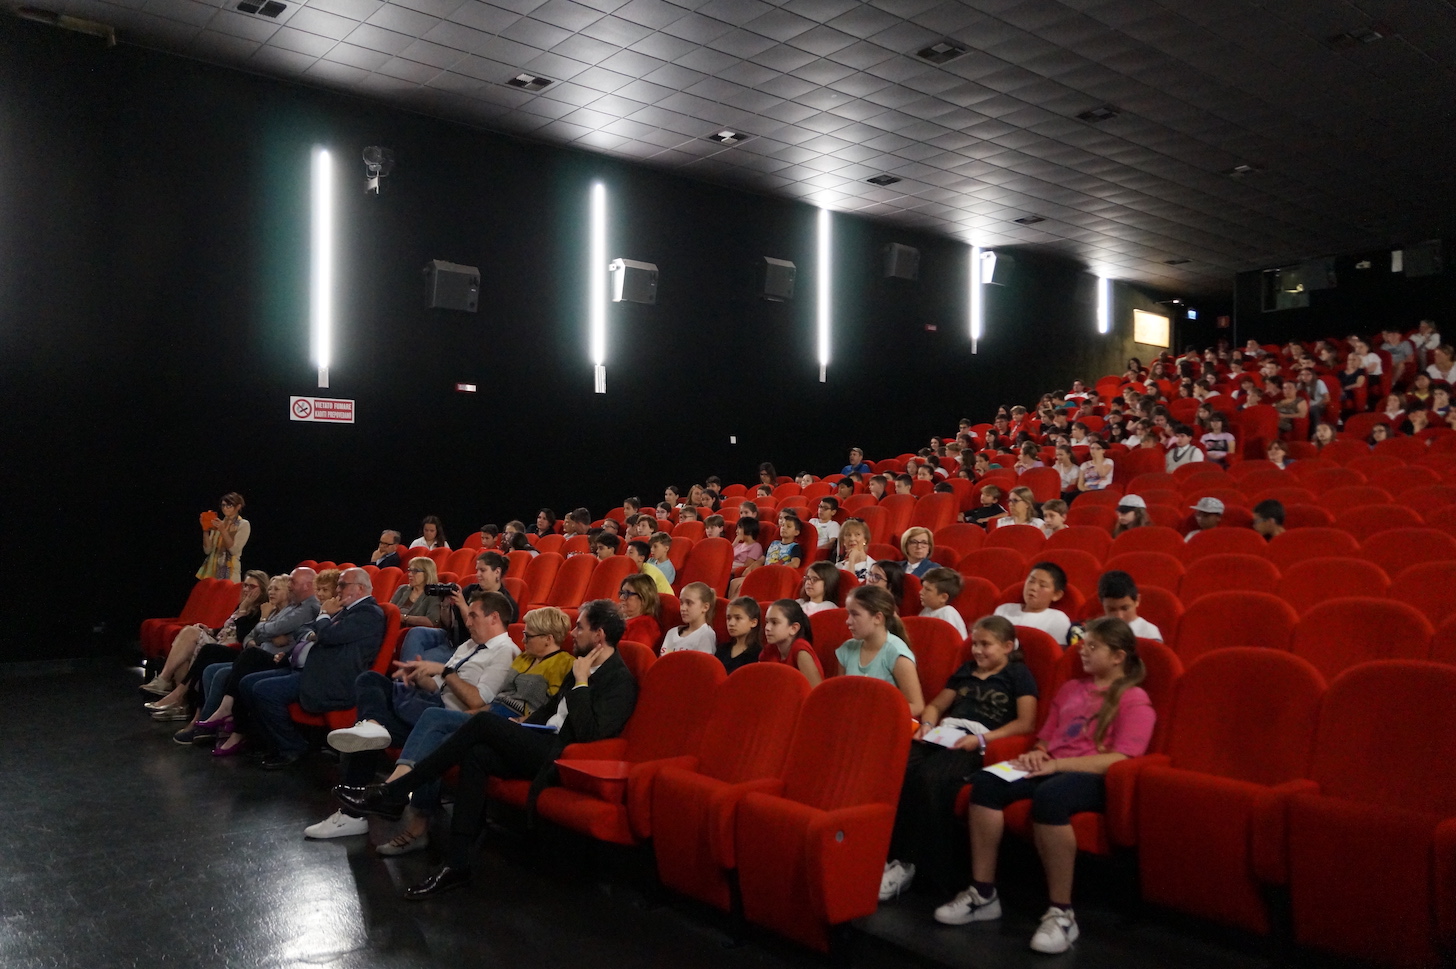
392, 557, 444, 631
399, 550, 517, 665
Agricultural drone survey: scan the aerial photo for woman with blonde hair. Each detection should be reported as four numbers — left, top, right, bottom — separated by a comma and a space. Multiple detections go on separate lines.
836, 519, 875, 581
618, 572, 662, 648
394, 557, 443, 629
994, 486, 1044, 531
899, 526, 942, 579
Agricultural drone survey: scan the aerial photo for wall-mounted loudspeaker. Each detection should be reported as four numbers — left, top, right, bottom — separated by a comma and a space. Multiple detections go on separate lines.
424, 259, 479, 312
609, 259, 658, 304
759, 256, 796, 301
883, 243, 920, 280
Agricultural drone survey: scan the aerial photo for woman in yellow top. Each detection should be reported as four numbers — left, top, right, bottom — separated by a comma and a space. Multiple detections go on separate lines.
197, 492, 250, 580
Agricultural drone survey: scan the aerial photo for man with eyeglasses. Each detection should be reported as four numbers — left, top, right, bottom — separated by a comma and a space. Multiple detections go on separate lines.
369, 530, 403, 569
245, 567, 386, 770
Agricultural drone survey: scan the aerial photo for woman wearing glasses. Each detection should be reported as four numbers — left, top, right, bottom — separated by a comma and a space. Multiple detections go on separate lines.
197, 492, 250, 580
618, 573, 663, 649
393, 557, 443, 630
898, 527, 944, 579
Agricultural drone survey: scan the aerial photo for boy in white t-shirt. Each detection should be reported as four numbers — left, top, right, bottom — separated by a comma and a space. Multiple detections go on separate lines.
993, 562, 1072, 645
815, 497, 841, 549
1095, 570, 1163, 641
917, 567, 968, 639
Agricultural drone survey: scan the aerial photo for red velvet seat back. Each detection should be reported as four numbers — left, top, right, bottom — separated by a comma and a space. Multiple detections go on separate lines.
1178, 554, 1281, 605
1183, 527, 1268, 561
540, 553, 596, 608
1275, 557, 1390, 615
982, 523, 1046, 558
1362, 528, 1456, 580
1290, 598, 1434, 681
520, 552, 563, 607
1108, 526, 1186, 560
1262, 527, 1360, 571
1103, 552, 1185, 590
956, 548, 1030, 592
901, 615, 965, 699
739, 564, 800, 602
1043, 526, 1112, 560
614, 650, 722, 763
1174, 591, 1298, 665
779, 677, 909, 810
696, 663, 810, 783
677, 537, 733, 596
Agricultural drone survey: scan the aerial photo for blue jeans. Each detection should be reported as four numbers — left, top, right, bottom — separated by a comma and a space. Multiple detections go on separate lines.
400, 627, 454, 664
240, 669, 304, 756
397, 706, 474, 814
201, 662, 232, 719
341, 671, 432, 787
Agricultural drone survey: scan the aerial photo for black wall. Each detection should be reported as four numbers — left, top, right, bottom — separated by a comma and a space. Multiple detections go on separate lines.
0, 21, 1191, 659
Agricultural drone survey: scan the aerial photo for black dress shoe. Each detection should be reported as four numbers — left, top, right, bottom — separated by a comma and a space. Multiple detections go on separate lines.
404, 866, 471, 900
260, 752, 301, 770
335, 783, 408, 821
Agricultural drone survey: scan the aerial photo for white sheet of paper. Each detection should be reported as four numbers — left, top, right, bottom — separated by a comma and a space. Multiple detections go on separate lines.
981, 761, 1031, 781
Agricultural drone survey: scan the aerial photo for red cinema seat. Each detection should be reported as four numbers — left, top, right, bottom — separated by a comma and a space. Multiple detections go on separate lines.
734, 677, 911, 952
1262, 528, 1360, 572
983, 523, 1047, 559
738, 564, 801, 603
561, 535, 592, 557
533, 553, 595, 610
1019, 466, 1063, 503
444, 548, 477, 578
372, 566, 406, 602
910, 492, 958, 534
956, 548, 1030, 593
902, 615, 966, 699
1178, 553, 1280, 605
808, 607, 847, 677
1065, 504, 1116, 530
1136, 649, 1325, 933
932, 523, 985, 561
519, 552, 564, 609
1174, 591, 1298, 666
1183, 527, 1269, 561
1401, 484, 1456, 514
1389, 561, 1456, 627
1289, 598, 1433, 681
672, 520, 706, 541
1271, 662, 1456, 966
534, 533, 564, 555
1319, 485, 1394, 516
652, 664, 813, 909
877, 493, 917, 544
565, 556, 638, 618
1304, 466, 1367, 495
1035, 548, 1102, 601
1275, 557, 1390, 615
1043, 526, 1112, 561
1334, 504, 1424, 542
534, 651, 726, 845
1107, 526, 1186, 560
949, 576, 1000, 633
140, 579, 224, 658
1102, 552, 1185, 592
289, 603, 402, 730
1362, 527, 1456, 580
1371, 465, 1441, 496
1283, 504, 1336, 529
675, 537, 734, 596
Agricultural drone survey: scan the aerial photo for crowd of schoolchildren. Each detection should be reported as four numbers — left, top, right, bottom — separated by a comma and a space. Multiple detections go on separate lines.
142, 327, 1449, 956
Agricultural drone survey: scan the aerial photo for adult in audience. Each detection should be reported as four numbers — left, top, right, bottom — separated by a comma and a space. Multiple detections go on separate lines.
1381, 328, 1415, 387
1295, 366, 1329, 413
143, 570, 268, 697
370, 530, 403, 569
305, 591, 521, 840
393, 557, 444, 630
836, 519, 874, 580
410, 516, 449, 549
1427, 344, 1456, 384
936, 619, 1153, 956
197, 492, 250, 581
1337, 352, 1367, 406
532, 509, 556, 538
1273, 379, 1309, 436
335, 600, 637, 898
1185, 498, 1223, 541
1252, 499, 1286, 541
1412, 319, 1442, 369
401, 551, 516, 663
617, 573, 662, 648
994, 487, 1044, 531
1112, 495, 1150, 537
244, 568, 385, 769
842, 447, 873, 475
899, 526, 943, 579
1076, 440, 1113, 492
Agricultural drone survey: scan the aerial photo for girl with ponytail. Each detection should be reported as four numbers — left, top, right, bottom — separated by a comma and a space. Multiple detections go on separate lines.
933, 617, 1155, 956
836, 585, 924, 717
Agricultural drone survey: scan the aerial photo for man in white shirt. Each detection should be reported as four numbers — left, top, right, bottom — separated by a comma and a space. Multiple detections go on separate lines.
1412, 319, 1442, 369
1095, 570, 1162, 641
305, 591, 522, 838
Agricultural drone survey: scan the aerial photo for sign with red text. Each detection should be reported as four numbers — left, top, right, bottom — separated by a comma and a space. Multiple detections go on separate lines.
289, 396, 355, 424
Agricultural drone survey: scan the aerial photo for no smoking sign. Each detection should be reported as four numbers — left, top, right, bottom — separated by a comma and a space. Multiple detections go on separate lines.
289, 396, 355, 424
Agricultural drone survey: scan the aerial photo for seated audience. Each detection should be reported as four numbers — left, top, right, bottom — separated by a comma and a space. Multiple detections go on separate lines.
993, 562, 1071, 644
835, 518, 873, 580
394, 557, 444, 629
842, 447, 873, 475
1186, 498, 1223, 541
918, 567, 967, 638
798, 561, 841, 616
1040, 500, 1068, 536
1252, 499, 1286, 540
661, 582, 716, 655
410, 516, 449, 550
625, 540, 672, 595
835, 586, 924, 716
402, 551, 515, 662
995, 486, 1044, 531
1112, 495, 1150, 537
142, 569, 267, 698
1090, 570, 1162, 641
617, 573, 662, 648
899, 526, 943, 579
369, 530, 403, 568
716, 597, 762, 673
758, 599, 823, 685
1077, 440, 1113, 492
1164, 424, 1203, 472
813, 497, 841, 550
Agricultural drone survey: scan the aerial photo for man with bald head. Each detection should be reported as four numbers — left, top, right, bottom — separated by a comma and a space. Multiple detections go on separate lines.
246, 567, 386, 769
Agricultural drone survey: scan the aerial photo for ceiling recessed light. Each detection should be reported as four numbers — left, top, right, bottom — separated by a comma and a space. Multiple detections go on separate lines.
1163, 258, 1190, 265
866, 174, 901, 186
1013, 215, 1044, 225
707, 129, 753, 146
915, 39, 969, 64
505, 72, 555, 92
1076, 105, 1120, 123
236, 0, 285, 15
1222, 163, 1263, 177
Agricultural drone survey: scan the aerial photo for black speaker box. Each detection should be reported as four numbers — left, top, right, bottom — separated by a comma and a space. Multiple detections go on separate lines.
759, 257, 796, 301
424, 259, 479, 312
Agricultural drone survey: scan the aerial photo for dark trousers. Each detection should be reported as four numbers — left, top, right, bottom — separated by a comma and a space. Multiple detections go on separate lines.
341, 671, 418, 787
969, 769, 1107, 826
388, 713, 558, 868
185, 643, 239, 707
890, 743, 983, 892
224, 646, 284, 701
232, 667, 293, 740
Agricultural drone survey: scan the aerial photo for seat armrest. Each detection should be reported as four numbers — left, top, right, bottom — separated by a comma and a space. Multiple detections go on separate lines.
1105, 754, 1168, 848
805, 803, 897, 923
561, 738, 629, 761
1250, 779, 1319, 884
626, 755, 698, 841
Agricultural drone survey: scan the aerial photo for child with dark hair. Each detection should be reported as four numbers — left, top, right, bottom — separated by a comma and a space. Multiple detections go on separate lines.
1252, 499, 1286, 540
758, 599, 822, 685
797, 561, 841, 616
730, 518, 764, 578
715, 597, 761, 674
1093, 570, 1161, 641
993, 562, 1071, 644
965, 485, 1007, 527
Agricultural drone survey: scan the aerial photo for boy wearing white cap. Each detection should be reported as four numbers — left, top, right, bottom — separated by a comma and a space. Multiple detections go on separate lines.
1185, 497, 1224, 542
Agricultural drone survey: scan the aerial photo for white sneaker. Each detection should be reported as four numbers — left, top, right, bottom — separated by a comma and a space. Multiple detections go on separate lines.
141, 675, 173, 695
1029, 906, 1079, 953
879, 860, 916, 901
304, 810, 369, 839
934, 885, 1002, 925
327, 721, 392, 753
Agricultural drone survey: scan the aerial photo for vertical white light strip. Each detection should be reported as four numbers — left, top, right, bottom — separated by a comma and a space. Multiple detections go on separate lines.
1096, 275, 1111, 334
590, 182, 607, 394
817, 207, 830, 383
310, 147, 333, 389
968, 245, 983, 353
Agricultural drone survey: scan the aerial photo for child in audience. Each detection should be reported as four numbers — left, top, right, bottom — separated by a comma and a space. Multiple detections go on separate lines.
865, 560, 905, 604
993, 562, 1071, 644
661, 582, 716, 655
965, 485, 1007, 527
868, 475, 889, 500
837, 586, 924, 716
1051, 446, 1080, 503
626, 541, 673, 594
1112, 495, 1150, 537
1164, 424, 1204, 471
936, 619, 1152, 951
836, 479, 856, 503
1252, 499, 1286, 540
764, 513, 805, 568
1200, 413, 1236, 464
895, 473, 915, 495
648, 533, 676, 584
758, 599, 823, 685
755, 484, 773, 499
1040, 500, 1068, 536
702, 514, 725, 539
995, 486, 1044, 531
730, 518, 764, 578
738, 501, 759, 521
836, 519, 874, 580
1266, 440, 1292, 468
798, 561, 841, 616
1185, 497, 1223, 541
815, 497, 841, 549
1077, 440, 1113, 492
1093, 570, 1162, 641
655, 502, 674, 522
918, 568, 968, 638
881, 615, 1038, 900
715, 597, 762, 674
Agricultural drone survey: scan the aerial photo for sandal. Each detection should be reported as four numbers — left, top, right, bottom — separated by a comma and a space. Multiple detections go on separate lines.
376, 828, 429, 857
